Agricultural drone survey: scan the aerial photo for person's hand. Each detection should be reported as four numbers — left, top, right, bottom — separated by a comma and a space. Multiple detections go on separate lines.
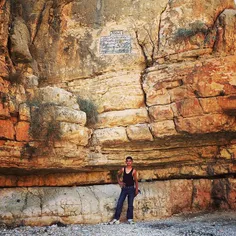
118, 181, 125, 188
135, 189, 139, 196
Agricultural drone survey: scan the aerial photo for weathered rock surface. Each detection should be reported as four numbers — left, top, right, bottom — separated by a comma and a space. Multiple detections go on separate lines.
0, 179, 235, 226
0, 0, 235, 226
10, 17, 32, 63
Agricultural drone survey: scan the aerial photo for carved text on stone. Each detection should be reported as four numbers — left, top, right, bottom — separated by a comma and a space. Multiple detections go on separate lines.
100, 31, 131, 54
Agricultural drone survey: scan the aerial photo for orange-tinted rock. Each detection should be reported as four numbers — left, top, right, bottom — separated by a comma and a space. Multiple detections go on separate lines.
5, 140, 25, 147
0, 140, 6, 146
218, 96, 236, 115
0, 119, 15, 139
15, 121, 30, 141
169, 180, 193, 214
158, 0, 235, 57
199, 97, 222, 113
169, 86, 196, 102
192, 179, 212, 210
214, 10, 236, 54
0, 1, 10, 78
0, 171, 111, 187
228, 178, 236, 209
154, 80, 182, 90
19, 103, 31, 121
175, 114, 236, 134
192, 56, 236, 97
146, 88, 171, 106
0, 103, 10, 118
176, 98, 203, 118
150, 120, 178, 138
0, 61, 8, 79
0, 77, 10, 93
149, 104, 174, 121
10, 116, 18, 124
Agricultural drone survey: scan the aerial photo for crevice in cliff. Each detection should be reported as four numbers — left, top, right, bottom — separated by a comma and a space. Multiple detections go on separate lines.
135, 19, 165, 69
22, 188, 29, 212
190, 183, 197, 209
136, 172, 236, 186
157, 2, 169, 58
132, 32, 150, 122
2, 172, 235, 189
6, 0, 15, 71
135, 30, 149, 68
144, 26, 156, 66
139, 70, 150, 124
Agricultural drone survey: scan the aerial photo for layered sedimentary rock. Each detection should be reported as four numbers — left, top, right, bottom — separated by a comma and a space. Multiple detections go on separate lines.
0, 0, 235, 225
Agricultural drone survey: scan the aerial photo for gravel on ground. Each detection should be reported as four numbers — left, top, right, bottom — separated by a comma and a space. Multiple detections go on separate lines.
0, 210, 236, 236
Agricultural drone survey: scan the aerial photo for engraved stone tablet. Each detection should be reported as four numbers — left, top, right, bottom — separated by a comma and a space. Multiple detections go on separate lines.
100, 30, 131, 54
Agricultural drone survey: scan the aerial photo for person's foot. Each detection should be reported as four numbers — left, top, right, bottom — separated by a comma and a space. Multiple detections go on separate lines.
108, 219, 120, 225
127, 219, 135, 224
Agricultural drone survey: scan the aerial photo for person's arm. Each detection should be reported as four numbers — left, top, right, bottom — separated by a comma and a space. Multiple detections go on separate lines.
133, 169, 139, 196
117, 168, 125, 187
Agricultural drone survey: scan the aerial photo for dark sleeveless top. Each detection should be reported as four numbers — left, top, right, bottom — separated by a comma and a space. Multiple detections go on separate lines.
123, 167, 134, 187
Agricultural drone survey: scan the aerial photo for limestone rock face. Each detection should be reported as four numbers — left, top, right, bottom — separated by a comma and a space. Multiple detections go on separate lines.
59, 122, 92, 145
92, 127, 129, 145
22, 0, 169, 81
0, 179, 235, 226
52, 106, 86, 125
0, 0, 236, 226
35, 86, 80, 110
10, 17, 32, 63
127, 124, 153, 141
95, 108, 149, 128
69, 71, 145, 113
158, 0, 235, 58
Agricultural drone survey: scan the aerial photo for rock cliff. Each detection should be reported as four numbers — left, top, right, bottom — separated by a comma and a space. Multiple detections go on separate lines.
0, 0, 235, 226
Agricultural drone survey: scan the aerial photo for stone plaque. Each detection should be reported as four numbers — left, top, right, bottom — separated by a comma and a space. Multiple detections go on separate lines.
100, 30, 131, 54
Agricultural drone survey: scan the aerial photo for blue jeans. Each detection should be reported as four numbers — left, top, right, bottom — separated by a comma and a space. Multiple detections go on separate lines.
114, 186, 135, 220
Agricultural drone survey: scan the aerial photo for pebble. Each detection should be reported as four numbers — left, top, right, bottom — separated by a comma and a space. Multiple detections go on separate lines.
0, 211, 236, 236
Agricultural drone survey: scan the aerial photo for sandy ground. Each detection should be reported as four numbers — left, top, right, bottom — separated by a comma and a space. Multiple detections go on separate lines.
0, 210, 236, 236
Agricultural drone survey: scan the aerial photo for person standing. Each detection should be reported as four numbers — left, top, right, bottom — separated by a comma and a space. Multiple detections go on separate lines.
109, 156, 139, 225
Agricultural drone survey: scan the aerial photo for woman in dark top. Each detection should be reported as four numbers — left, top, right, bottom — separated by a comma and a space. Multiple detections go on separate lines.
109, 156, 139, 225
